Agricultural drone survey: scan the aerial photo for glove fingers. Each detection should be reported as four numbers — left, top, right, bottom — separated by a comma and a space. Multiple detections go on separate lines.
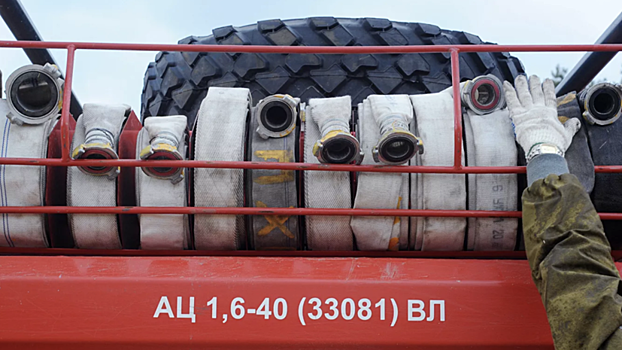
529, 75, 545, 106
542, 78, 557, 108
515, 75, 533, 109
503, 81, 523, 113
563, 118, 581, 138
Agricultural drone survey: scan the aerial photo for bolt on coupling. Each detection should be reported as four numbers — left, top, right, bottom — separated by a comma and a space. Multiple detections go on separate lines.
372, 116, 423, 165
5, 63, 64, 125
72, 127, 120, 179
310, 96, 363, 164
255, 94, 298, 139
313, 130, 364, 164
578, 83, 622, 126
461, 75, 506, 115
139, 116, 187, 184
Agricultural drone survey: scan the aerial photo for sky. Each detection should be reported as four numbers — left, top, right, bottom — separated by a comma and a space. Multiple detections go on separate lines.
0, 0, 621, 115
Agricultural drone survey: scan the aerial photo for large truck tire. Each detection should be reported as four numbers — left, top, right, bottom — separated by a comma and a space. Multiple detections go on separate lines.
141, 17, 525, 125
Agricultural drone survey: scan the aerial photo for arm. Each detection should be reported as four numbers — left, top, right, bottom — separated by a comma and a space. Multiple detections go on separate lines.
505, 76, 622, 350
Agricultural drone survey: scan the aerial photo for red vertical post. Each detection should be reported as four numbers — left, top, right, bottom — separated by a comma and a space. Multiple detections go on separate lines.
60, 45, 76, 162
450, 48, 463, 169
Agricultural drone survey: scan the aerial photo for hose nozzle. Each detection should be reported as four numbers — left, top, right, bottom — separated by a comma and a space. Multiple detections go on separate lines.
578, 83, 622, 125
312, 130, 363, 164
72, 128, 120, 179
256, 95, 298, 139
461, 75, 505, 115
5, 63, 64, 125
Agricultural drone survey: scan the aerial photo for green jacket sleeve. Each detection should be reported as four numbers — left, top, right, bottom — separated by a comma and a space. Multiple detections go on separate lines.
522, 173, 622, 349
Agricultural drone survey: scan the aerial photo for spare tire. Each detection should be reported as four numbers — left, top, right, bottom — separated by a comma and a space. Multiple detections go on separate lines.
141, 17, 524, 125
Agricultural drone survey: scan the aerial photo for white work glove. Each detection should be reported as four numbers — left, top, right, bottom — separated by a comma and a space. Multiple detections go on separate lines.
503, 75, 580, 156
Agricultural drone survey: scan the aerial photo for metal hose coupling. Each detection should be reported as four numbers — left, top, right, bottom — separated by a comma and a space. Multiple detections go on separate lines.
255, 94, 298, 139
461, 75, 506, 115
139, 115, 187, 184
578, 83, 622, 125
369, 95, 423, 165
5, 63, 64, 125
72, 128, 120, 179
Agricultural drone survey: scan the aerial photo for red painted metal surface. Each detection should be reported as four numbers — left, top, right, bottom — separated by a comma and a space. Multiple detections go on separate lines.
0, 255, 562, 349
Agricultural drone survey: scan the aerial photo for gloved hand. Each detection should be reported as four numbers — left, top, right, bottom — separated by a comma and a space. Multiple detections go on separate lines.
503, 75, 580, 157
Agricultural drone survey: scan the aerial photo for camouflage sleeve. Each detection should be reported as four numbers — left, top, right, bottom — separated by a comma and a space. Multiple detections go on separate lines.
522, 173, 622, 349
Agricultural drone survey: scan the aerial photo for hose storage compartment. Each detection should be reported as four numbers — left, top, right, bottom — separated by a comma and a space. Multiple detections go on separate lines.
351, 95, 413, 250
463, 107, 518, 251
581, 84, 622, 248
193, 87, 250, 250
248, 95, 299, 250
136, 115, 190, 250
67, 103, 129, 249
410, 87, 466, 251
0, 98, 56, 247
304, 97, 353, 250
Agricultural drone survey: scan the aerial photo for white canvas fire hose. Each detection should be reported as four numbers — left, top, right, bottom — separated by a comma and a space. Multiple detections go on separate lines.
410, 87, 467, 251
351, 95, 417, 250
304, 97, 353, 250
193, 87, 250, 250
67, 103, 129, 249
248, 95, 299, 250
464, 108, 518, 250
462, 76, 518, 251
136, 115, 189, 250
0, 64, 62, 247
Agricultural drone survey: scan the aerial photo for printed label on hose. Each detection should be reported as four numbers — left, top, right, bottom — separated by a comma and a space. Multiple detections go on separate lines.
153, 295, 446, 326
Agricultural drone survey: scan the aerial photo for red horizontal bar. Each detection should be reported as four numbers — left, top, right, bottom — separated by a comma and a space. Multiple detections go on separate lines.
3, 205, 622, 220
1, 40, 622, 54
7, 157, 622, 174
0, 157, 532, 173
0, 246, 531, 258
0, 205, 523, 217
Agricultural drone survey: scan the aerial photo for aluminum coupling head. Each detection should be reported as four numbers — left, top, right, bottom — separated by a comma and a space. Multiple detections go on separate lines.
139, 143, 184, 184
461, 75, 506, 115
72, 142, 120, 179
255, 94, 298, 139
372, 129, 423, 165
578, 83, 622, 126
5, 63, 64, 126
312, 130, 364, 164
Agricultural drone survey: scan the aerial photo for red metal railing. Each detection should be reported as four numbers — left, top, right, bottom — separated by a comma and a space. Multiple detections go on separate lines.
0, 40, 621, 221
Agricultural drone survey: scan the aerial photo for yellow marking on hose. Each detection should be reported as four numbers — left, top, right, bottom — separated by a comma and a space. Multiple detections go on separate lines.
388, 237, 399, 251
557, 93, 576, 106
254, 150, 295, 184
393, 197, 402, 225
256, 201, 295, 239
558, 116, 569, 124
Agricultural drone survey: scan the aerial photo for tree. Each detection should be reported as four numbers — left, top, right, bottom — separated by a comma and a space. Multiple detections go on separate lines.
551, 64, 568, 87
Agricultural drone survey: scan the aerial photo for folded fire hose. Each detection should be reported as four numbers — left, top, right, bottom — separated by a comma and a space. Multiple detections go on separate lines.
67, 103, 129, 248
304, 97, 354, 250
136, 115, 190, 250
248, 95, 299, 250
410, 87, 467, 251
461, 78, 518, 251
580, 83, 622, 248
0, 64, 63, 247
193, 87, 250, 250
460, 75, 519, 251
351, 95, 417, 250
